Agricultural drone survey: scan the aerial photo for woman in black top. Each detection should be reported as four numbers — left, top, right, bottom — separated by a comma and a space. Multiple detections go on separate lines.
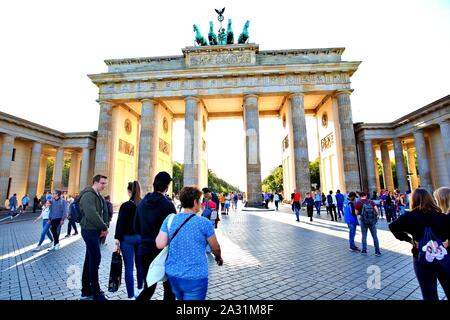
389, 188, 450, 300
114, 181, 144, 299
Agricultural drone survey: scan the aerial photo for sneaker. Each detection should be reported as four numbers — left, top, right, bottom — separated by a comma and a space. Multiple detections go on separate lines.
349, 246, 361, 252
93, 293, 108, 301
65, 234, 71, 238
73, 232, 79, 235
47, 245, 55, 252
360, 250, 367, 255
80, 295, 93, 300
54, 244, 60, 251
33, 245, 42, 252
375, 251, 382, 257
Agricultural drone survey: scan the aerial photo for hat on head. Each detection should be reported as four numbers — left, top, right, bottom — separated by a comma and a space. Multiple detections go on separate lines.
153, 171, 172, 185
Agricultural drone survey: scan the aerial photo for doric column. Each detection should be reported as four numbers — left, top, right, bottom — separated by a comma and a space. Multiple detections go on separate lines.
53, 147, 65, 191
26, 142, 42, 197
406, 144, 419, 189
393, 138, 408, 193
335, 91, 361, 192
374, 146, 381, 191
79, 148, 91, 191
413, 130, 433, 193
138, 99, 158, 194
94, 101, 113, 178
289, 93, 310, 197
243, 94, 262, 206
440, 121, 450, 178
68, 151, 81, 195
0, 134, 15, 203
37, 154, 47, 197
363, 139, 377, 193
380, 143, 394, 191
183, 96, 202, 186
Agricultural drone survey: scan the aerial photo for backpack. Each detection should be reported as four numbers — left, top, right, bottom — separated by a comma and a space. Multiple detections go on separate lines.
417, 226, 448, 266
327, 195, 333, 206
360, 201, 377, 226
70, 200, 82, 223
202, 201, 212, 220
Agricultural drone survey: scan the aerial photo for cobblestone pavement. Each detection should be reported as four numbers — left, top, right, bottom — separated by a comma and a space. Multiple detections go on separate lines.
0, 202, 446, 300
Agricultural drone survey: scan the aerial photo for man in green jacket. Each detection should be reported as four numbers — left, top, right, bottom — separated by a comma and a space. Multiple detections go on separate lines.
79, 174, 109, 300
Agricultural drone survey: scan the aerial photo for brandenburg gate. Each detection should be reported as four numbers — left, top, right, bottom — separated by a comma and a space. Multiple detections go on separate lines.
88, 43, 361, 206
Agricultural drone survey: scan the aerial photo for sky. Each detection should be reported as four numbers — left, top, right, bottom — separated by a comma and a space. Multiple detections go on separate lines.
0, 0, 449, 189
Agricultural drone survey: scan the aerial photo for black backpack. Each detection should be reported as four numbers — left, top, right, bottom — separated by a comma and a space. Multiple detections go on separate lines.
70, 200, 82, 223
360, 201, 377, 226
327, 195, 333, 206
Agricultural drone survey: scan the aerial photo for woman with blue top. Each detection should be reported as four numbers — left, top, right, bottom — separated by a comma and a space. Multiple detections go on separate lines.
344, 192, 361, 252
314, 191, 322, 216
156, 186, 223, 300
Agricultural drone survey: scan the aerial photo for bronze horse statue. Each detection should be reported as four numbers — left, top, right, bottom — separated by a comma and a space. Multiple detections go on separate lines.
226, 19, 234, 44
208, 21, 218, 45
238, 20, 250, 44
193, 24, 208, 46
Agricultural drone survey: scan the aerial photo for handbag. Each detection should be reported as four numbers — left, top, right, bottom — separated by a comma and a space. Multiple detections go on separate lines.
108, 251, 123, 292
145, 213, 195, 287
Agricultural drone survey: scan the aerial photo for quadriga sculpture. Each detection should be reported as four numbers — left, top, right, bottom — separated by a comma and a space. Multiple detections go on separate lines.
208, 21, 218, 45
238, 20, 250, 44
226, 19, 234, 44
193, 24, 208, 46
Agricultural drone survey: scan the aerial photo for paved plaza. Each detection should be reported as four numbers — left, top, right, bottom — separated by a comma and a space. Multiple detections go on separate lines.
0, 203, 446, 300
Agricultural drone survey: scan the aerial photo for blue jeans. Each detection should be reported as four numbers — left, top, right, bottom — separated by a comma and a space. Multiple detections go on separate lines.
168, 277, 208, 300
377, 204, 384, 218
81, 229, 102, 297
121, 234, 144, 298
314, 201, 321, 215
360, 222, 380, 252
398, 206, 405, 215
38, 219, 53, 246
347, 224, 357, 249
337, 204, 344, 219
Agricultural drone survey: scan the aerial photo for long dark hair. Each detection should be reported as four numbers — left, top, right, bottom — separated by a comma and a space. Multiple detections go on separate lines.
411, 188, 441, 213
128, 181, 141, 205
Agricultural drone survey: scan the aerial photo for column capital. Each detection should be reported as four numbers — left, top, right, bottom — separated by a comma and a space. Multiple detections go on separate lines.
141, 98, 157, 105
334, 90, 353, 97
243, 94, 259, 100
184, 96, 201, 103
288, 92, 305, 100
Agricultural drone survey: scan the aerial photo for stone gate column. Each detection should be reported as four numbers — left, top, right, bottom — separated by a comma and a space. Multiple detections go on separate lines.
336, 91, 361, 192
413, 129, 433, 193
0, 134, 15, 203
243, 94, 262, 206
374, 145, 381, 191
94, 101, 113, 180
53, 147, 65, 191
289, 93, 310, 197
380, 143, 394, 191
79, 148, 91, 191
393, 138, 408, 193
363, 139, 377, 193
406, 144, 419, 189
183, 96, 201, 186
27, 142, 42, 198
68, 151, 81, 195
440, 120, 450, 178
138, 99, 158, 194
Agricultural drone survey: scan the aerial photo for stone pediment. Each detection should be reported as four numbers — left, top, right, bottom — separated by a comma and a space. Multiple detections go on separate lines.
182, 43, 258, 68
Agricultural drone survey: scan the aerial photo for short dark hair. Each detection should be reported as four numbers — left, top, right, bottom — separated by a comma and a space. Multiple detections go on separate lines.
105, 195, 110, 201
337, 189, 341, 193
153, 180, 169, 193
55, 190, 62, 197
93, 174, 107, 184
359, 192, 367, 197
348, 192, 357, 198
179, 186, 202, 209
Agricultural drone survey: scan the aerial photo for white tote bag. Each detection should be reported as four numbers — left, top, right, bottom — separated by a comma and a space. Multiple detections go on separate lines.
145, 214, 175, 287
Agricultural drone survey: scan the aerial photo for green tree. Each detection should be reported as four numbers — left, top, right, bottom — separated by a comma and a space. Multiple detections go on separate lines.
62, 159, 70, 188
262, 165, 283, 192
310, 158, 320, 189
172, 162, 240, 194
45, 159, 54, 189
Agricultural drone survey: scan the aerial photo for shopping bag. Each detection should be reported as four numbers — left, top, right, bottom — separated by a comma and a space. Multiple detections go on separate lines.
108, 251, 122, 292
